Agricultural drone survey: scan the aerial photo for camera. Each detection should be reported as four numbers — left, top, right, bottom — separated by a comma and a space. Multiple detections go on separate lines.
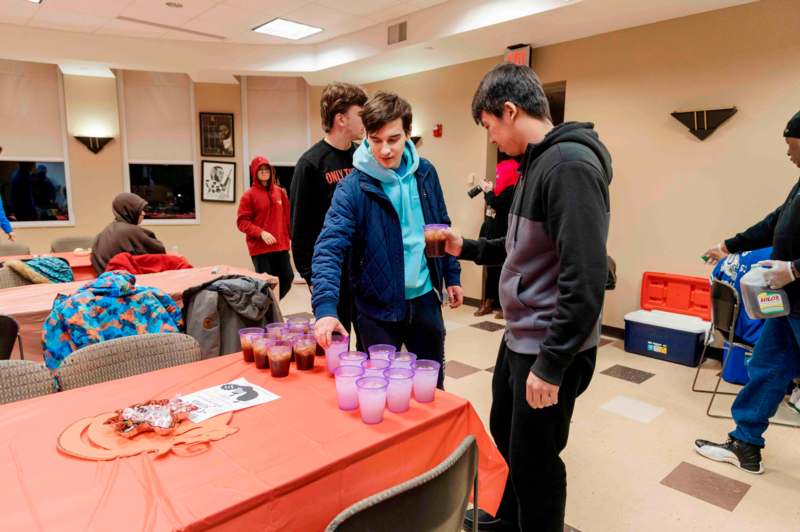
467, 185, 483, 198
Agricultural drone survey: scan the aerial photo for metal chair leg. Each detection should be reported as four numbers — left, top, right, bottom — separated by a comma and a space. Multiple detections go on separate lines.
17, 334, 24, 360
472, 469, 478, 532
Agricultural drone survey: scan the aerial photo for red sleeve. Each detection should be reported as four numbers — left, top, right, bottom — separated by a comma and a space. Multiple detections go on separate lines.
236, 191, 262, 238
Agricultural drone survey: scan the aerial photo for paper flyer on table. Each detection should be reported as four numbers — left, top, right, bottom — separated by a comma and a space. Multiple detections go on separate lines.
182, 378, 280, 423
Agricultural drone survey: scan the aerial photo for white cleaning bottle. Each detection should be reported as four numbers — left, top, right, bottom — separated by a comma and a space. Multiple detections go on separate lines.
740, 266, 791, 319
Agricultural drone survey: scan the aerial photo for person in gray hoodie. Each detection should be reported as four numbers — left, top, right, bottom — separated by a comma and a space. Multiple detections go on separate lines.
447, 64, 612, 532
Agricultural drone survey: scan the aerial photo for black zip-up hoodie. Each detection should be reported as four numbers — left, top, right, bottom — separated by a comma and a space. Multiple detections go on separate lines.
725, 177, 800, 315
460, 122, 612, 385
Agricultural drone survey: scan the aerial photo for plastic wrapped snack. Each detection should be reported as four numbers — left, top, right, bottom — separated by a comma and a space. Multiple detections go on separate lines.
105, 399, 197, 438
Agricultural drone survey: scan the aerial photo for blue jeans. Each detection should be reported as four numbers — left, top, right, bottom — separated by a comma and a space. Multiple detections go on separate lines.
730, 316, 800, 447
355, 290, 446, 388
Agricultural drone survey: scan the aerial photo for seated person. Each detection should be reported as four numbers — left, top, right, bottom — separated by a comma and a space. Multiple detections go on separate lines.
313, 92, 463, 387
91, 193, 166, 273
43, 271, 182, 369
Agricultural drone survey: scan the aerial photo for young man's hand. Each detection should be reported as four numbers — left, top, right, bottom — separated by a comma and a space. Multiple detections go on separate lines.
703, 242, 729, 265
480, 179, 493, 193
757, 260, 796, 289
261, 231, 277, 245
526, 371, 559, 409
446, 285, 464, 308
442, 228, 464, 257
315, 316, 348, 349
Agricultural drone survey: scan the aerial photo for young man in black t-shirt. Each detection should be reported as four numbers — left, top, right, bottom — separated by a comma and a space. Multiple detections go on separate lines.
290, 82, 368, 338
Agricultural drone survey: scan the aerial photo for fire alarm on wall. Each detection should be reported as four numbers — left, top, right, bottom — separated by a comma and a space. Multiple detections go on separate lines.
433, 124, 443, 137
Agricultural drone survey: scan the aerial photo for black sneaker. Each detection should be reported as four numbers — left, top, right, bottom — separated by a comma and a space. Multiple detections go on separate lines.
694, 437, 764, 474
463, 508, 518, 531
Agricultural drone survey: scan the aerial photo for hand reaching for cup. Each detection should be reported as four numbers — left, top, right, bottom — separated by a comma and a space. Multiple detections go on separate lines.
315, 316, 348, 349
441, 228, 464, 257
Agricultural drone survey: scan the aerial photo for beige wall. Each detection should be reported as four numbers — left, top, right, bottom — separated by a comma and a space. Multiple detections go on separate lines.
306, 0, 800, 326
13, 78, 253, 271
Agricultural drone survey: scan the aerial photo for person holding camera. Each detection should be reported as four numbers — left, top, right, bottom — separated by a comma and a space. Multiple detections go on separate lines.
473, 159, 520, 318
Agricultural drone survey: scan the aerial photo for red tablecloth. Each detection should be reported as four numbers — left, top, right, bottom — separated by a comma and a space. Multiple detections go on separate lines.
0, 355, 508, 531
0, 252, 95, 280
0, 266, 278, 361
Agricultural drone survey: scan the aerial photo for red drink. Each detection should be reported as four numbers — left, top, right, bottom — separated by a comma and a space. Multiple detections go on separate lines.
270, 356, 291, 378
268, 341, 292, 378
423, 224, 448, 257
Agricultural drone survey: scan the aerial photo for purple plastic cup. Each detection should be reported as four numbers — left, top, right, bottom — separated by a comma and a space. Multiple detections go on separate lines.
384, 368, 414, 413
265, 322, 285, 339
423, 224, 449, 257
334, 365, 364, 411
389, 351, 417, 369
368, 344, 396, 361
325, 334, 349, 375
287, 316, 311, 331
361, 359, 391, 377
339, 351, 368, 367
238, 327, 264, 363
412, 360, 441, 403
356, 376, 388, 424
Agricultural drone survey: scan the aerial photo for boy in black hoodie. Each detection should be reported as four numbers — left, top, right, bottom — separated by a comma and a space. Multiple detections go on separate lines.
446, 64, 612, 532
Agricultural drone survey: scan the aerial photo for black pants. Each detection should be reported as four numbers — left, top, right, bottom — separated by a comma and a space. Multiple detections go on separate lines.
252, 251, 294, 300
491, 340, 596, 532
483, 265, 501, 303
356, 290, 446, 388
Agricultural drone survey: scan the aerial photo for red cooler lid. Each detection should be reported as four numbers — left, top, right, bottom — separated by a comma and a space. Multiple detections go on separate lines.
640, 272, 711, 321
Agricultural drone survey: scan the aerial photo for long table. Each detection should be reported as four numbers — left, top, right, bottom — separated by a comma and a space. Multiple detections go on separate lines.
0, 354, 507, 531
0, 266, 278, 361
0, 251, 96, 280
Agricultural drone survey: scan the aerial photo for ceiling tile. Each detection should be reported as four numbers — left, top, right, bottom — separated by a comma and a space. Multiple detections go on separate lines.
95, 17, 168, 38
281, 3, 351, 31
40, 0, 132, 19
315, 0, 399, 18
369, 3, 418, 23
29, 9, 108, 33
120, 0, 220, 27
0, 0, 38, 26
223, 0, 313, 16
160, 28, 225, 42
184, 4, 271, 35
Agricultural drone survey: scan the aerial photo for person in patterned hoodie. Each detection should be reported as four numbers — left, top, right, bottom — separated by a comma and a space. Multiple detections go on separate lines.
42, 271, 182, 369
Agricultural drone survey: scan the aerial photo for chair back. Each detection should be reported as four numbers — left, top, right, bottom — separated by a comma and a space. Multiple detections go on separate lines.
0, 242, 31, 255
56, 333, 201, 390
0, 266, 32, 289
710, 279, 739, 342
0, 360, 56, 405
325, 436, 478, 532
0, 315, 20, 360
50, 236, 93, 252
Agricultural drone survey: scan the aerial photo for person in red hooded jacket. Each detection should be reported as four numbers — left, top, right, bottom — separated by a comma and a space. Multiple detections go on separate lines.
237, 156, 293, 299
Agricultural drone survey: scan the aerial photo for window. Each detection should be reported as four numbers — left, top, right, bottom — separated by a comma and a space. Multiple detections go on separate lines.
128, 163, 196, 220
118, 70, 198, 223
0, 60, 72, 226
0, 161, 69, 222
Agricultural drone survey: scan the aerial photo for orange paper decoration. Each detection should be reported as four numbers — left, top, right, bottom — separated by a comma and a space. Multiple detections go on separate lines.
58, 411, 237, 461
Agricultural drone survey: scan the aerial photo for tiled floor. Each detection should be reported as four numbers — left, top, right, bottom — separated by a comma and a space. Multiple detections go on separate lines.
279, 286, 800, 531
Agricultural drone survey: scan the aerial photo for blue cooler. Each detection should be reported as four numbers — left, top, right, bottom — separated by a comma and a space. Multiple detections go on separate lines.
624, 310, 710, 367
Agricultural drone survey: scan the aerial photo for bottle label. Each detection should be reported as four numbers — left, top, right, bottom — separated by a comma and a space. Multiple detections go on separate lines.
757, 291, 785, 315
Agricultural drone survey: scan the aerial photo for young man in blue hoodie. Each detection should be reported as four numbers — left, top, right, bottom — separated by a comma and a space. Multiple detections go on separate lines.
312, 92, 463, 386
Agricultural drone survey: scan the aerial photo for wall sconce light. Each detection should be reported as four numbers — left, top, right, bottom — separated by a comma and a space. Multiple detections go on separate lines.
75, 136, 114, 154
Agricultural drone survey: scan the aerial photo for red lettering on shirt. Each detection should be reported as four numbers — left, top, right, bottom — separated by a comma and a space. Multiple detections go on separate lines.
324, 167, 353, 184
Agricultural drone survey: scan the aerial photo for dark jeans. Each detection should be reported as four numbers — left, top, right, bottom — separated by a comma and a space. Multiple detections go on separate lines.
252, 251, 293, 300
491, 340, 596, 532
356, 290, 446, 388
730, 316, 800, 447
484, 265, 501, 304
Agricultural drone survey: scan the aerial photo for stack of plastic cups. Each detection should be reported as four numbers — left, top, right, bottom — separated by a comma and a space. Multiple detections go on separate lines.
339, 351, 368, 368
361, 359, 391, 377
238, 327, 264, 363
383, 368, 414, 413
334, 365, 364, 411
412, 360, 441, 403
325, 334, 349, 375
356, 377, 388, 424
368, 344, 396, 361
389, 351, 417, 369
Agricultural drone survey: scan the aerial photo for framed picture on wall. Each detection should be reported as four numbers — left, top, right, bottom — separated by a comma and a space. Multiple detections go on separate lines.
201, 160, 236, 203
199, 112, 235, 157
